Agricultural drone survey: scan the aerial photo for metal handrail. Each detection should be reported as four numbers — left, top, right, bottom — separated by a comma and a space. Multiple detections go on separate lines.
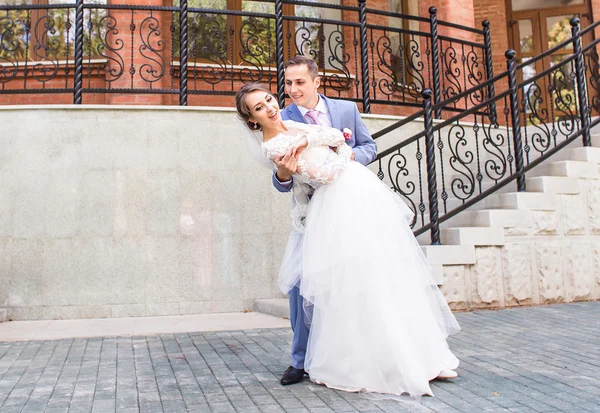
372, 16, 598, 244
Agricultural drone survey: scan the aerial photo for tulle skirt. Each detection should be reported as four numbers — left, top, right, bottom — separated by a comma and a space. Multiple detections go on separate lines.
293, 161, 460, 397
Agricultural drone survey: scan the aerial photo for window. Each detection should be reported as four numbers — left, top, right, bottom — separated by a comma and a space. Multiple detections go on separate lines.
388, 0, 416, 87
294, 0, 342, 71
0, 0, 107, 61
173, 0, 292, 66
172, 0, 344, 69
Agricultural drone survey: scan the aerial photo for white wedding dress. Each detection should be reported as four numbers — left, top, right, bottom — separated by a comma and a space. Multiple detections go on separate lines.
263, 120, 460, 397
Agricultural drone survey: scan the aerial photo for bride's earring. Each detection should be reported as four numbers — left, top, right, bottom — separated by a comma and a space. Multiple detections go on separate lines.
252, 122, 259, 130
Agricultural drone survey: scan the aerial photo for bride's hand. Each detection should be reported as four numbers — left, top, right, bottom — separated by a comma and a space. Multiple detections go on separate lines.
287, 137, 308, 158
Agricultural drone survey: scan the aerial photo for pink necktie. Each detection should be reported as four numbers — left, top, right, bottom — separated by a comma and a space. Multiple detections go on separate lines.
305, 110, 320, 125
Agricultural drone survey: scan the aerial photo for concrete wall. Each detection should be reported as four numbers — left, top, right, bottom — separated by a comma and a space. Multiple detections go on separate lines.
0, 106, 405, 320
3, 106, 595, 321
0, 106, 291, 320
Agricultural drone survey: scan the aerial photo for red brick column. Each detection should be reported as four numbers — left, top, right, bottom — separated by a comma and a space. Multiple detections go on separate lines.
473, 0, 510, 95
592, 0, 600, 29
434, 0, 475, 40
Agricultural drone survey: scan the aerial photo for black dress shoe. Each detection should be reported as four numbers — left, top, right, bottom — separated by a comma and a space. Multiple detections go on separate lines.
280, 366, 306, 385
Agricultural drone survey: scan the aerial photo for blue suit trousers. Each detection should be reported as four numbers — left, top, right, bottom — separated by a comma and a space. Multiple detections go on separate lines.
289, 285, 310, 369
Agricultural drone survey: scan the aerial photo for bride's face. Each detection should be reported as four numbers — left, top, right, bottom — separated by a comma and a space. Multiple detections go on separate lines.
246, 91, 281, 131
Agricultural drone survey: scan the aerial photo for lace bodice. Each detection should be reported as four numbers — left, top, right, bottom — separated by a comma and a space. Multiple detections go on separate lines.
262, 120, 354, 233
262, 120, 353, 188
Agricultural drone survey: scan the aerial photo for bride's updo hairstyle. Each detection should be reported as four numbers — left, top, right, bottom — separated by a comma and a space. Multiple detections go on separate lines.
235, 82, 273, 130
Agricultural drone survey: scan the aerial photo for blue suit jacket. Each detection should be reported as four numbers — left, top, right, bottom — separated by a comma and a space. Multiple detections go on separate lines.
272, 95, 377, 192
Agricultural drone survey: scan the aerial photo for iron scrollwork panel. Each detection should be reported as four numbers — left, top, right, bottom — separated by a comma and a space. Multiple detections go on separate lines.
521, 81, 550, 164
550, 64, 576, 139
323, 24, 352, 94
376, 141, 426, 230
435, 108, 512, 214
440, 39, 462, 106
438, 39, 485, 111
93, 13, 124, 85
190, 12, 230, 86
446, 122, 476, 202
519, 61, 577, 166
369, 28, 428, 106
374, 29, 398, 99
0, 5, 78, 90
139, 12, 166, 86
239, 15, 275, 83
403, 34, 426, 102
0, 9, 28, 87
585, 48, 600, 116
480, 112, 511, 185
465, 45, 484, 107
289, 20, 355, 95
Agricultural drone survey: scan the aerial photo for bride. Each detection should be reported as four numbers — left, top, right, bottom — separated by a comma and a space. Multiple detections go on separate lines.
235, 82, 460, 397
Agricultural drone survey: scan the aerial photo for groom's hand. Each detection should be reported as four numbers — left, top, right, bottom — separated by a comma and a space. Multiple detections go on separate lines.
275, 152, 297, 182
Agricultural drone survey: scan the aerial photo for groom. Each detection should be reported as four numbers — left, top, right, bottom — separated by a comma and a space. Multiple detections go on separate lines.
273, 56, 377, 385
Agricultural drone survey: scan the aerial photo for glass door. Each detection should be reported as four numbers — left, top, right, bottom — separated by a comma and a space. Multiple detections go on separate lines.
510, 4, 590, 122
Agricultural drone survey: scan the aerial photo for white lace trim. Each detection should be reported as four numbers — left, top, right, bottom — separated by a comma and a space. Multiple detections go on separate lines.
262, 120, 353, 232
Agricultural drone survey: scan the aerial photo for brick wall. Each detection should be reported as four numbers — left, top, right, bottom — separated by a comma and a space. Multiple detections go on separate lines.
473, 0, 510, 95
590, 0, 600, 60
0, 63, 108, 105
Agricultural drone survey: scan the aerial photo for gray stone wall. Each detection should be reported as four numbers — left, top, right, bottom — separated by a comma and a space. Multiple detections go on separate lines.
0, 106, 405, 320
0, 106, 297, 320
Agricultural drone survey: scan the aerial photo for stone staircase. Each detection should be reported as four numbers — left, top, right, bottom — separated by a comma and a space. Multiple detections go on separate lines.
432, 137, 600, 310
255, 135, 600, 318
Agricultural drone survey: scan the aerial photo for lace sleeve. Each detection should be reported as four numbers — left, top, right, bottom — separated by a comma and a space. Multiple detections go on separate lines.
263, 144, 279, 162
336, 142, 353, 161
262, 135, 289, 162
293, 123, 346, 149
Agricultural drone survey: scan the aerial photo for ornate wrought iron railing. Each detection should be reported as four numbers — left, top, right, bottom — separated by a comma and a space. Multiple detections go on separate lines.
373, 17, 600, 244
0, 0, 493, 114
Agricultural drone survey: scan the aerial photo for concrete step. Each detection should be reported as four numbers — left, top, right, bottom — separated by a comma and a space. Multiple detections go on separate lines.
448, 209, 533, 229
591, 133, 600, 147
421, 244, 476, 265
441, 226, 505, 246
254, 299, 289, 319
564, 147, 600, 164
481, 192, 558, 211
534, 160, 598, 179
0, 309, 6, 323
526, 176, 581, 194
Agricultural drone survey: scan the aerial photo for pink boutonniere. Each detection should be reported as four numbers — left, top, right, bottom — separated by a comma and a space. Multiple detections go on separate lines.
343, 128, 352, 141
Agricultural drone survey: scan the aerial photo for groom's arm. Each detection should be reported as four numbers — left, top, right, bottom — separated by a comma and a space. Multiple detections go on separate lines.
272, 108, 295, 193
272, 152, 297, 193
350, 105, 377, 166
272, 172, 293, 193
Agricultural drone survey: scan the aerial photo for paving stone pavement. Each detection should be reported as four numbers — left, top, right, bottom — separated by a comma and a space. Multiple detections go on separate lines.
0, 302, 599, 413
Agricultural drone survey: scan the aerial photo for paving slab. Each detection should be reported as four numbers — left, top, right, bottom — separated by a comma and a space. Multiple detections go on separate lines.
0, 302, 599, 412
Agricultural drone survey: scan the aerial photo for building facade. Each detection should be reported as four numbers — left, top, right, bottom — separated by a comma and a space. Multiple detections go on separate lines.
2, 0, 600, 320
0, 0, 596, 116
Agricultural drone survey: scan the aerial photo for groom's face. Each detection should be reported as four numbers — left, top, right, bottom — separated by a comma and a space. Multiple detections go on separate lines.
284, 64, 321, 110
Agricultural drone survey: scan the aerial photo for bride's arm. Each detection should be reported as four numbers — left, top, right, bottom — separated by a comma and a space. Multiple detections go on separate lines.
335, 143, 353, 161
286, 136, 308, 158
291, 123, 346, 149
301, 124, 353, 162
